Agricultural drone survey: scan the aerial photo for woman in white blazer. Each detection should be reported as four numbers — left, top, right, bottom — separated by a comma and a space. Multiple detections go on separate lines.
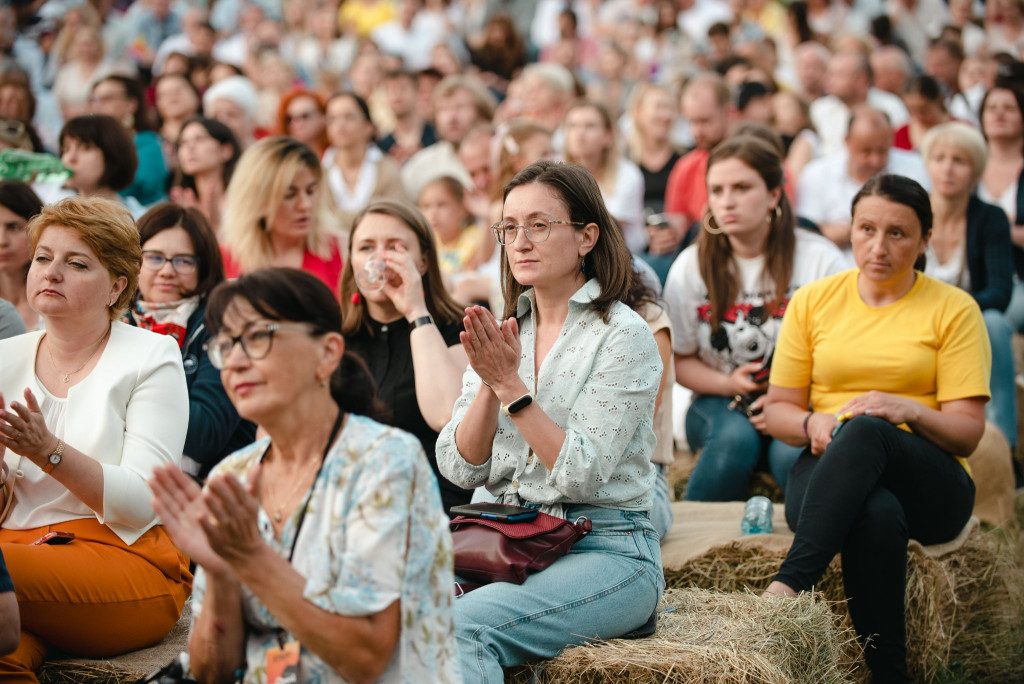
0, 196, 191, 679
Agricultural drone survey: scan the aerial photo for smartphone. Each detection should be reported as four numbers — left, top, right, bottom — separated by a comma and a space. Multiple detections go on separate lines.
32, 531, 74, 545
450, 503, 539, 522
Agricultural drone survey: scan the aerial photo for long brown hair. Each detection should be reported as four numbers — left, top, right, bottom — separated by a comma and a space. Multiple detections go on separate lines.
340, 199, 464, 337
499, 160, 632, 322
699, 136, 795, 330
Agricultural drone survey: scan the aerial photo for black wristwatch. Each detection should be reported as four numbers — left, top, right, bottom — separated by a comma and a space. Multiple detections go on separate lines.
408, 314, 435, 330
501, 392, 534, 417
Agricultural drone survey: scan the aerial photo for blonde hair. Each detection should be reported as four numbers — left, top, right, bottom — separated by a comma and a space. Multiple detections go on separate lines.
220, 137, 341, 274
27, 196, 140, 320
920, 121, 988, 190
564, 99, 620, 195
625, 83, 677, 162
491, 119, 551, 201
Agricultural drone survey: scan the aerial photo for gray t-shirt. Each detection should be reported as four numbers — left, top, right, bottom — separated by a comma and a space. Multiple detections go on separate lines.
0, 299, 25, 340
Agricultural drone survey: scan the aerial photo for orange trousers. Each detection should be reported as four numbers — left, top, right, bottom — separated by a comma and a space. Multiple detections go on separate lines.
0, 519, 192, 683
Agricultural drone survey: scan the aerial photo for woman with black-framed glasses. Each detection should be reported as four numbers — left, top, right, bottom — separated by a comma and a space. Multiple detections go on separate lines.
127, 203, 255, 478
149, 267, 459, 683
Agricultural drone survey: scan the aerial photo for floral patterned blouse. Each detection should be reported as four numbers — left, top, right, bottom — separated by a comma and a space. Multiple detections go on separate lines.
190, 414, 460, 684
436, 279, 662, 519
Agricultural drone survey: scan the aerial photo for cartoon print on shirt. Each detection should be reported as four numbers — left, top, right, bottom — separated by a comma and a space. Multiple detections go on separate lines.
696, 296, 790, 370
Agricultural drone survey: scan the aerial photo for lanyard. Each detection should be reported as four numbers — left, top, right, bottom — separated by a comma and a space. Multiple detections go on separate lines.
261, 407, 345, 564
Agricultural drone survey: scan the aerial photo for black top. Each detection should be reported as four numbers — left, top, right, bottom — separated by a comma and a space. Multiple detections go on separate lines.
0, 549, 12, 594
964, 195, 1015, 312
346, 316, 472, 514
640, 151, 682, 215
378, 122, 438, 157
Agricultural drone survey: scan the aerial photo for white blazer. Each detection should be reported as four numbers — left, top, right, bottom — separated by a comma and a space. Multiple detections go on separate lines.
0, 322, 188, 544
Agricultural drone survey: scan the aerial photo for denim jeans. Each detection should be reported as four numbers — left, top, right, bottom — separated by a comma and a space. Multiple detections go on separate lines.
453, 505, 664, 683
649, 464, 674, 541
983, 309, 1018, 449
684, 395, 802, 500
1005, 279, 1024, 332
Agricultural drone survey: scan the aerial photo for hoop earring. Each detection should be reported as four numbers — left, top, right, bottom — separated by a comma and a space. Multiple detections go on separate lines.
703, 214, 724, 235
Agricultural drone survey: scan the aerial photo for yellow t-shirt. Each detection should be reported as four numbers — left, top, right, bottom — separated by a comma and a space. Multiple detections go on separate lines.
771, 269, 991, 468
338, 1, 396, 37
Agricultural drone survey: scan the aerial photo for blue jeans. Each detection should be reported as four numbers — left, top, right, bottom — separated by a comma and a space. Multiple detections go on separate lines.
650, 465, 674, 541
684, 395, 802, 501
453, 505, 664, 683
984, 309, 1018, 449
1005, 279, 1024, 332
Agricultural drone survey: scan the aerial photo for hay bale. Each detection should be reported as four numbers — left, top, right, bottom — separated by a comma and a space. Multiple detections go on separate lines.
665, 521, 1024, 683
507, 588, 859, 683
38, 602, 190, 684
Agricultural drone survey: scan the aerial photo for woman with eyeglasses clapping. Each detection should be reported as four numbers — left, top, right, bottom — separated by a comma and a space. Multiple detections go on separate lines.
437, 161, 664, 681
150, 268, 458, 684
127, 203, 255, 478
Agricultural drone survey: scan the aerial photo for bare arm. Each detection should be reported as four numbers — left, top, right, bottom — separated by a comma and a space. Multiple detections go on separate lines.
233, 544, 401, 684
837, 392, 987, 456
764, 383, 836, 455
188, 571, 246, 684
452, 383, 501, 465
653, 329, 672, 417
819, 221, 852, 248
410, 323, 469, 432
674, 354, 765, 397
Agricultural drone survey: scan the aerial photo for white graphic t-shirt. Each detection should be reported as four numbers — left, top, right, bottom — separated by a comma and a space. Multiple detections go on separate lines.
664, 229, 846, 374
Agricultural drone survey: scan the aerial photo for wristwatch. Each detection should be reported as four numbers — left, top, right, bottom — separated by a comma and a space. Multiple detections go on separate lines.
408, 314, 435, 330
501, 392, 535, 417
42, 439, 65, 475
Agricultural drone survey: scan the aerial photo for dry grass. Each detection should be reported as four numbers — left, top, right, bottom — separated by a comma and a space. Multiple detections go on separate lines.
508, 588, 860, 684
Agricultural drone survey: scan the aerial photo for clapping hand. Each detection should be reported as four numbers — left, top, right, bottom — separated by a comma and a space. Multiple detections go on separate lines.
460, 306, 521, 394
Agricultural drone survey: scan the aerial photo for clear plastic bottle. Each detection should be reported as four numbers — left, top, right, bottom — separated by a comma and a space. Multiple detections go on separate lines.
741, 495, 773, 535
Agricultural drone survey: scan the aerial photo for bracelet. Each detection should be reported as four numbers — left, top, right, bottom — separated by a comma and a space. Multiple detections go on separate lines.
802, 412, 813, 440
408, 314, 435, 330
480, 378, 491, 388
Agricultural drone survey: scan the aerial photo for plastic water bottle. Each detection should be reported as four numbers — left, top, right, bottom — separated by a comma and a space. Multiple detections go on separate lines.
741, 496, 773, 535
0, 149, 70, 184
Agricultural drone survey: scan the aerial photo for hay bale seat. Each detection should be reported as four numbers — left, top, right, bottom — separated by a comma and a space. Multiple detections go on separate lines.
507, 588, 859, 684
37, 602, 190, 684
659, 502, 1024, 683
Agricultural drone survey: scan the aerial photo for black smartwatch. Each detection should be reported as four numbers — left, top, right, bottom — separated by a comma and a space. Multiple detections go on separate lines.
408, 314, 435, 330
501, 392, 534, 417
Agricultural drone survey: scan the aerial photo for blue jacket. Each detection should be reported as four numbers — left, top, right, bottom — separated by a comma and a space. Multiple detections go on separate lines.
965, 195, 1015, 312
180, 303, 256, 477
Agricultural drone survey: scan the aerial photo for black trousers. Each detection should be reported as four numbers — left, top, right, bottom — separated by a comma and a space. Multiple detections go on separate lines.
774, 417, 975, 683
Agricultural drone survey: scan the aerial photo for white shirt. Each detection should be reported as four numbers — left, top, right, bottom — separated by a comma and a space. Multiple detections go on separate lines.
602, 158, 647, 254
436, 279, 661, 517
796, 148, 931, 229
323, 145, 384, 213
810, 88, 910, 157
664, 228, 847, 373
0, 323, 187, 544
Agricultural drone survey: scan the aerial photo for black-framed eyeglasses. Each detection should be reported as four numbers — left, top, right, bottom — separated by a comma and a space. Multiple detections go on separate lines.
490, 219, 586, 245
204, 323, 318, 370
141, 251, 198, 274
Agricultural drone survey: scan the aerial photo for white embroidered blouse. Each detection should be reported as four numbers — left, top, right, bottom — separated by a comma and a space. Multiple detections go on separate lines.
436, 279, 661, 517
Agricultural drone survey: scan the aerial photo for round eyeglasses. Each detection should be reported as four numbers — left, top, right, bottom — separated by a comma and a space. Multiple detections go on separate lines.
204, 323, 318, 370
141, 251, 198, 274
490, 219, 586, 245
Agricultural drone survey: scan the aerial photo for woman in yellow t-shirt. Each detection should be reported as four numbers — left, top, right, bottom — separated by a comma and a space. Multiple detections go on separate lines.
762, 174, 991, 683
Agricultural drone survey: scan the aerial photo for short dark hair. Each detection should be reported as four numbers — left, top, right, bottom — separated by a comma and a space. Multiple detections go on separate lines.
205, 267, 389, 422
137, 203, 225, 298
904, 74, 944, 103
979, 85, 1024, 140
851, 174, 932, 271
59, 114, 138, 191
500, 160, 632, 322
0, 179, 43, 222
92, 74, 154, 131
